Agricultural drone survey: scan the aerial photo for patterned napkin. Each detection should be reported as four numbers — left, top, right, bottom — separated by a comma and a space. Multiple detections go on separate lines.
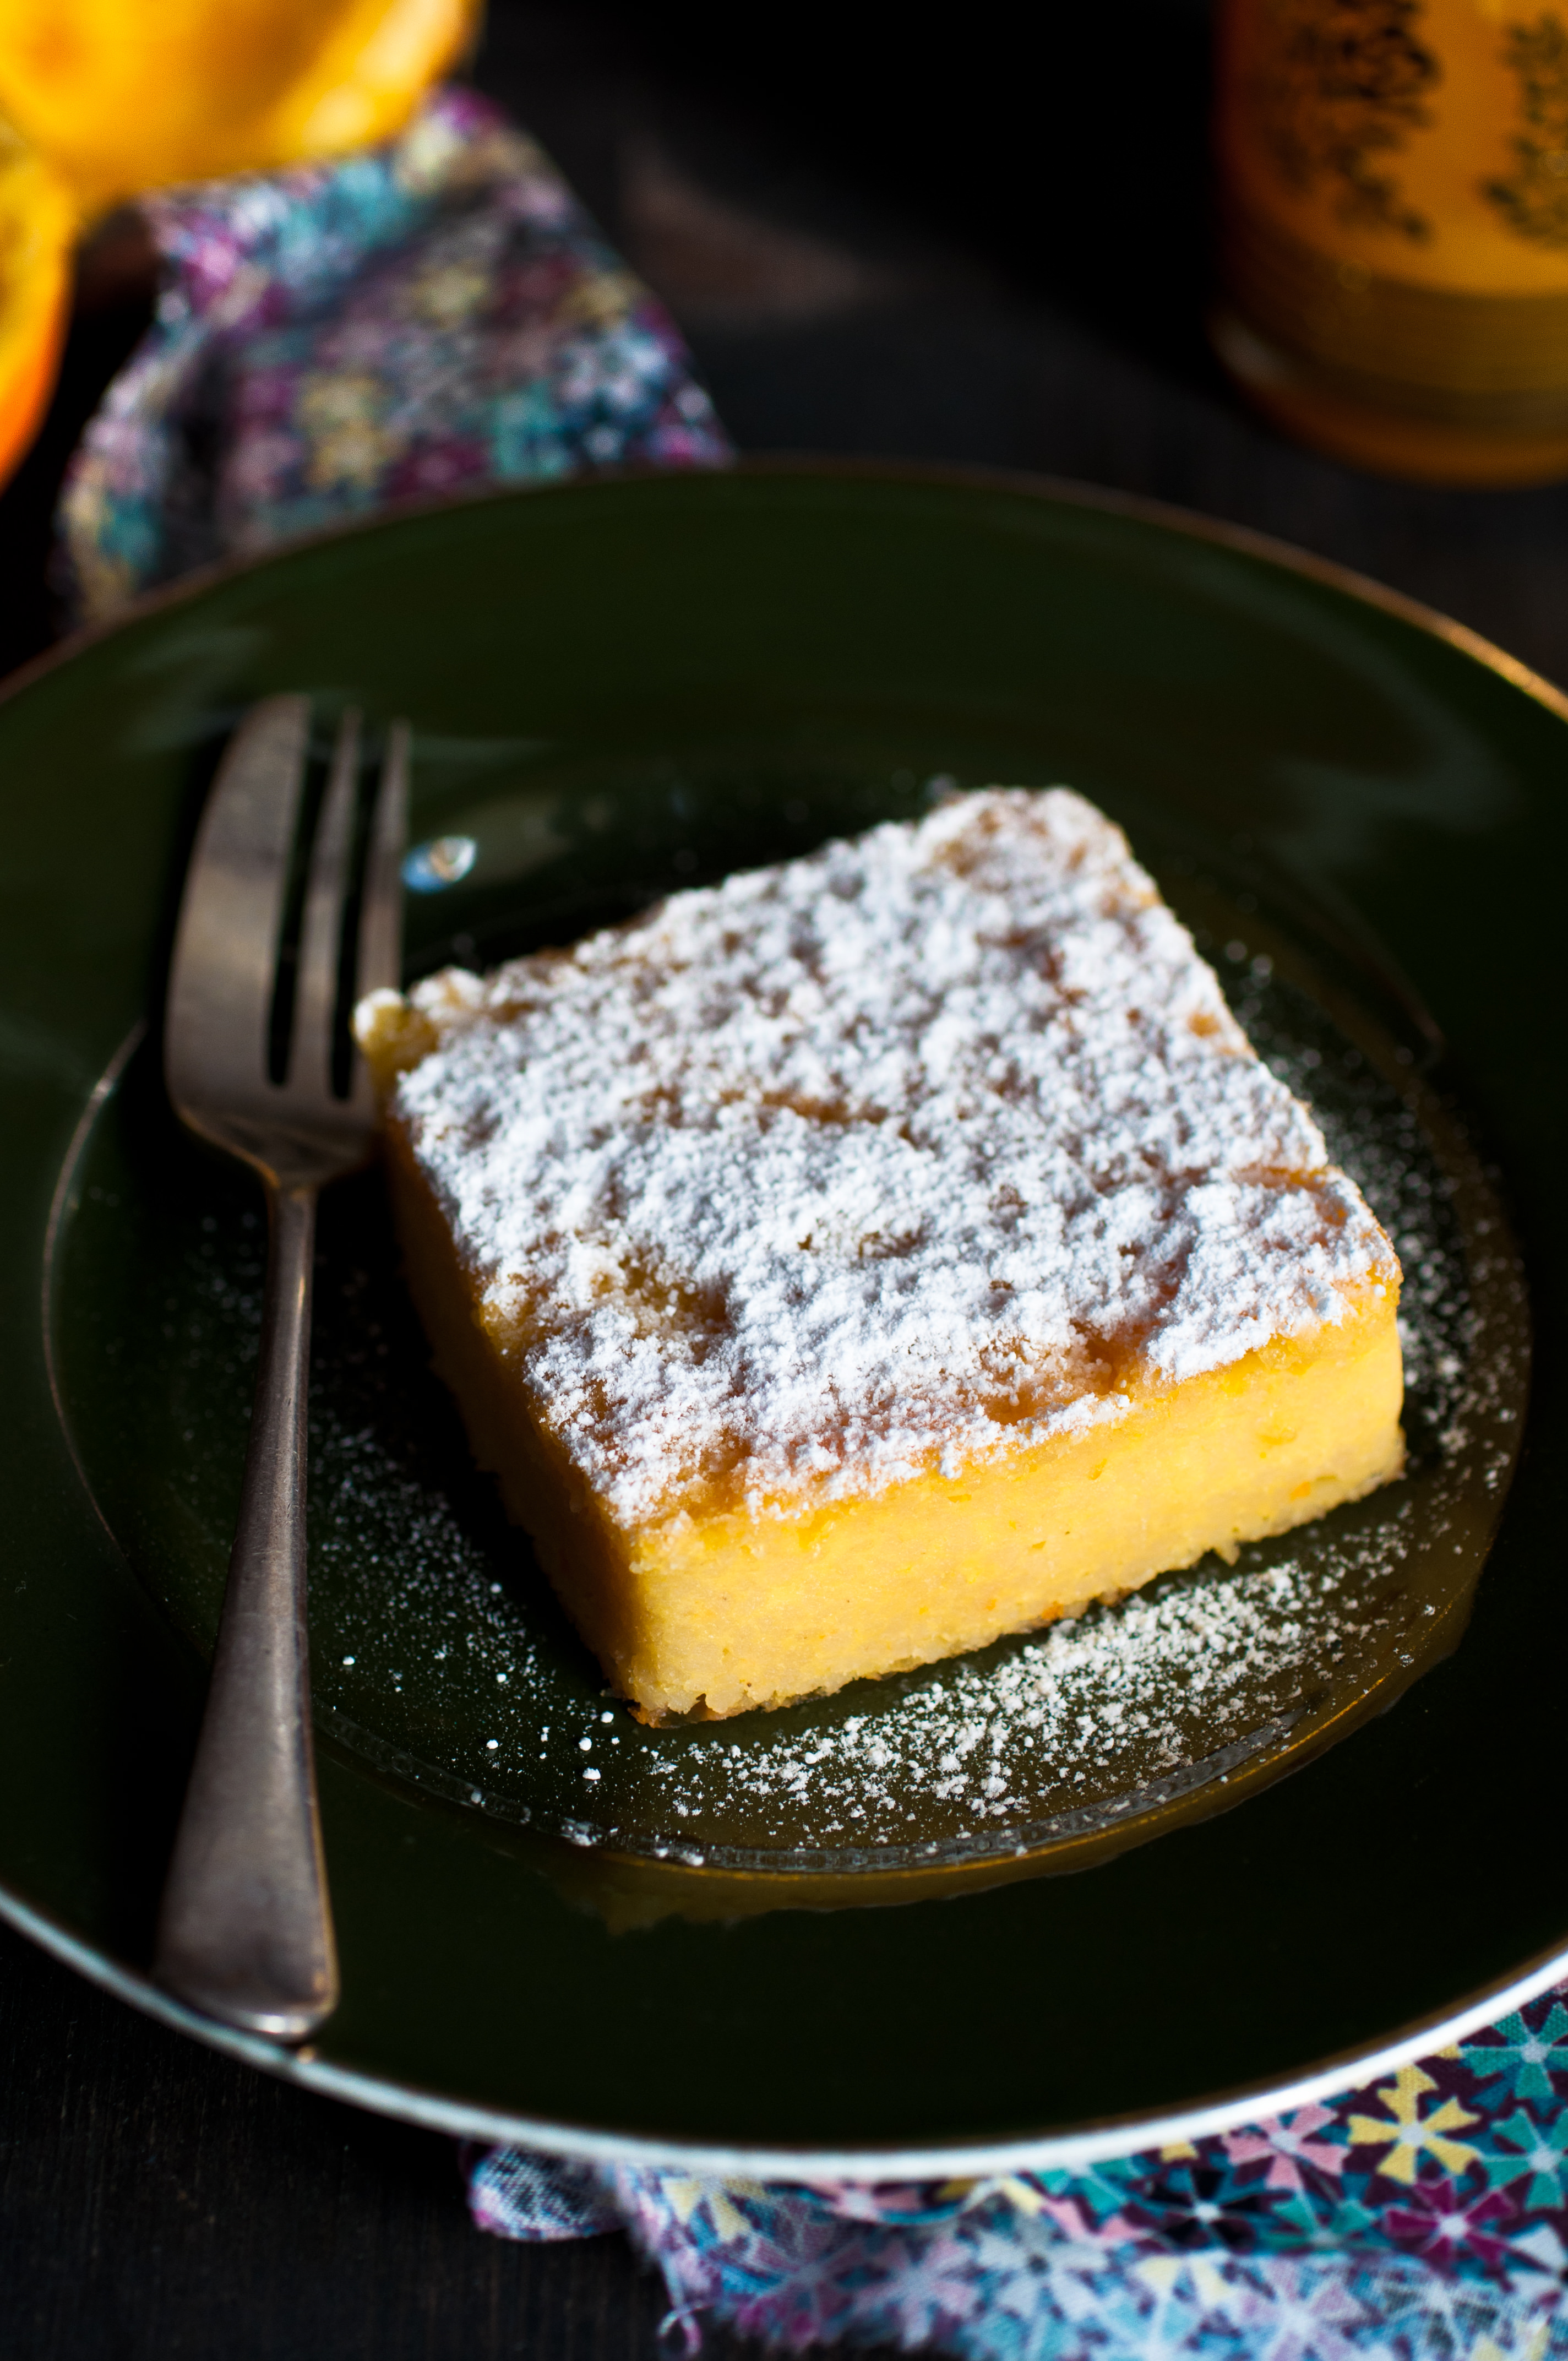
53, 87, 1567, 2359
56, 83, 729, 621
469, 1987, 1568, 2357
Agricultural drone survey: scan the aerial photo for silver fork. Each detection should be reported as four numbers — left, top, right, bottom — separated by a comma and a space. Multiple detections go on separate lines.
157, 696, 407, 2041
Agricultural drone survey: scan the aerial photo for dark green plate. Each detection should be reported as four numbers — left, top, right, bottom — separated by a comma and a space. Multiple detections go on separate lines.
5, 465, 1565, 2172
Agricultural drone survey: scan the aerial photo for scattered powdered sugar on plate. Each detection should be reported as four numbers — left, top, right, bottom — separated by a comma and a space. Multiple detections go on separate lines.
141, 807, 1523, 1882
622, 1527, 1403, 1868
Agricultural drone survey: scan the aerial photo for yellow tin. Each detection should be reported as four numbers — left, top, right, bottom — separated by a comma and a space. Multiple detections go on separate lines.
1215, 0, 1568, 481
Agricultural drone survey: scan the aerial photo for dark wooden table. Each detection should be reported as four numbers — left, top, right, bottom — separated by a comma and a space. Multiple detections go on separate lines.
5, 4, 1566, 2351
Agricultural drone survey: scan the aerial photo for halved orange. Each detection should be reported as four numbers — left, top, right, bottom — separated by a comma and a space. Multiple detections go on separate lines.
0, 119, 74, 489
0, 0, 478, 213
0, 0, 480, 488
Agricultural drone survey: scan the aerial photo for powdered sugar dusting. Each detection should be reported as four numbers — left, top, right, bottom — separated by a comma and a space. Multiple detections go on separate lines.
630, 1529, 1403, 1863
385, 788, 1396, 1526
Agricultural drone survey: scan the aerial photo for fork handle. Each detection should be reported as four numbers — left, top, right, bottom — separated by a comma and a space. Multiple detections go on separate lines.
154, 1180, 339, 2041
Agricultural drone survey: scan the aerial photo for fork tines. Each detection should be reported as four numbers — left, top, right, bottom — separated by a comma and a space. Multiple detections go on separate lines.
165, 699, 408, 1157
276, 705, 409, 1109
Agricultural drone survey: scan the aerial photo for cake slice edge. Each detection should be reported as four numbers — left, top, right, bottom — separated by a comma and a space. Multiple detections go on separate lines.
376, 1112, 1403, 1722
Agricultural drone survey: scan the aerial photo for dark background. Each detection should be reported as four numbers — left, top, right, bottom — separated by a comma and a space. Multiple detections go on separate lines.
4, 2, 1565, 2351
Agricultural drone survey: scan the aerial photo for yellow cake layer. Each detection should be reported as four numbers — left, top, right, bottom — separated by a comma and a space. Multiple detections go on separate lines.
383, 1127, 1404, 1722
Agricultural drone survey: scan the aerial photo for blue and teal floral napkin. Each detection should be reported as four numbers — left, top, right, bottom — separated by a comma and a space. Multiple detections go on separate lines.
470, 1988, 1568, 2357
57, 83, 729, 619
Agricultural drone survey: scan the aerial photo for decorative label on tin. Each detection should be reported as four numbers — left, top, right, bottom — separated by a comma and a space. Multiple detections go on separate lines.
1215, 0, 1568, 478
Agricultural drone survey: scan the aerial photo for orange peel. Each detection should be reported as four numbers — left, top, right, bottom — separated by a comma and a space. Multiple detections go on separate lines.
0, 0, 480, 489
0, 117, 74, 487
0, 0, 478, 212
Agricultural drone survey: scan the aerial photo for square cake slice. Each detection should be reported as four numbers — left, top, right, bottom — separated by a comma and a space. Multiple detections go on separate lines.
357, 787, 1403, 1722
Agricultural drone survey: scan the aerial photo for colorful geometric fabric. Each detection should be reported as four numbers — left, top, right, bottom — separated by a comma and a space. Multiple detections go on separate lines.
470, 1984, 1568, 2357
57, 83, 730, 619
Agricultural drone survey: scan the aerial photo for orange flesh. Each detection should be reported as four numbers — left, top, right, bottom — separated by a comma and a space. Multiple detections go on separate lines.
0, 133, 74, 488
385, 1127, 1405, 1723
0, 0, 478, 212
